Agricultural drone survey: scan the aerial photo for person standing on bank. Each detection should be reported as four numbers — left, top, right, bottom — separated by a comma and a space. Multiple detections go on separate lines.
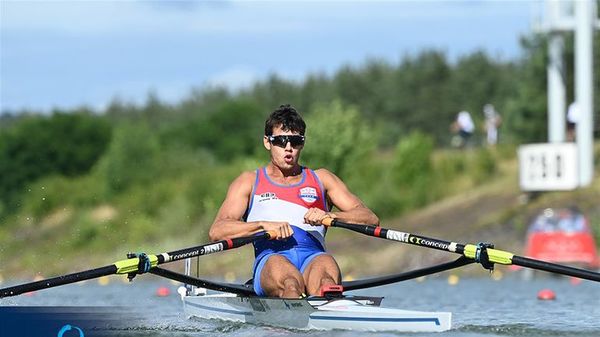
209, 104, 379, 298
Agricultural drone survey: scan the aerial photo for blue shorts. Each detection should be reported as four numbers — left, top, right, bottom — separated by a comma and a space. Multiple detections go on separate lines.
252, 247, 325, 296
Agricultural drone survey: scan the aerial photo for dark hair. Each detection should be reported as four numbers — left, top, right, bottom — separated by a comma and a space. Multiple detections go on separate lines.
264, 104, 306, 136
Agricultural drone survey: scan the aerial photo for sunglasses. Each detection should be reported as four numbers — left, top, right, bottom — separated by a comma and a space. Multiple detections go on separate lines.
267, 135, 305, 148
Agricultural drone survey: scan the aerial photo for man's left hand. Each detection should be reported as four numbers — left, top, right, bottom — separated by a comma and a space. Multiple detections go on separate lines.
304, 208, 335, 226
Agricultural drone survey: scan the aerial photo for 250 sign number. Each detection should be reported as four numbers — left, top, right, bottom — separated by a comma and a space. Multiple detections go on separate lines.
518, 143, 578, 191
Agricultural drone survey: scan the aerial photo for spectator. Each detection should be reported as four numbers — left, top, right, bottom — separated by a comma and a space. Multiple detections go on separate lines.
567, 101, 578, 142
450, 110, 475, 148
483, 104, 502, 147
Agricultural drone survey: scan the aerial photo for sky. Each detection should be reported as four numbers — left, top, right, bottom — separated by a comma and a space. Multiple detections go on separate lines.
0, 0, 542, 113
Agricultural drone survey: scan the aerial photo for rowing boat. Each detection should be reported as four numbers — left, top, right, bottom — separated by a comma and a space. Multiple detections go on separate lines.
182, 292, 451, 332
2, 220, 599, 332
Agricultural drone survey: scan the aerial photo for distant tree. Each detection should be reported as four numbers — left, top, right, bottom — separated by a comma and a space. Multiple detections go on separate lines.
248, 74, 302, 113
298, 72, 335, 114
302, 101, 377, 178
334, 59, 396, 120
390, 50, 453, 144
503, 34, 548, 143
0, 111, 111, 210
95, 122, 160, 193
162, 99, 265, 162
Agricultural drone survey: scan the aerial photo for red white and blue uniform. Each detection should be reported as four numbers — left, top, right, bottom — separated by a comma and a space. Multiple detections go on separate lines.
244, 166, 329, 296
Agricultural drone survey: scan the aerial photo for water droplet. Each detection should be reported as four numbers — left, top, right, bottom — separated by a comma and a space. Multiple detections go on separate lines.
42, 197, 46, 201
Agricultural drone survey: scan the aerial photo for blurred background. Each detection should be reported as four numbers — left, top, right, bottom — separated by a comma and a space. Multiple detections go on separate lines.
1, 1, 599, 282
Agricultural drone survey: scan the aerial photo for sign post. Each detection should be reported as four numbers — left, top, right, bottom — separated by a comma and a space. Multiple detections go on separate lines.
518, 143, 578, 191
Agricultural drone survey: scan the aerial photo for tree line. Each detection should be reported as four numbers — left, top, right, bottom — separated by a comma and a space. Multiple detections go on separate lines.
1, 32, 598, 220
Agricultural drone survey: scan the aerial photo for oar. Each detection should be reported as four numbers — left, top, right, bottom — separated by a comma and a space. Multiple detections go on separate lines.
0, 231, 275, 298
324, 219, 600, 282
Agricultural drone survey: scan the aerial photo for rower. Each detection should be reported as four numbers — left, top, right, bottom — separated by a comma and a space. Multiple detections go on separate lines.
208, 104, 379, 298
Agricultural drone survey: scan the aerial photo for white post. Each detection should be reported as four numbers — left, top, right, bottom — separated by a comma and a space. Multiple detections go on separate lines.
548, 33, 566, 143
575, 0, 594, 187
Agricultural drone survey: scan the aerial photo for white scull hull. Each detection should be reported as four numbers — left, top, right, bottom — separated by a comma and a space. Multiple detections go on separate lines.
182, 293, 451, 332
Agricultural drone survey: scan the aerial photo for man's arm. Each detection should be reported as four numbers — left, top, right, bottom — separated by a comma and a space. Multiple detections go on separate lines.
304, 168, 379, 226
209, 171, 294, 241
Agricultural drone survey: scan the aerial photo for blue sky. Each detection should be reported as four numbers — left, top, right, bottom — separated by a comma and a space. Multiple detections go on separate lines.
0, 1, 541, 113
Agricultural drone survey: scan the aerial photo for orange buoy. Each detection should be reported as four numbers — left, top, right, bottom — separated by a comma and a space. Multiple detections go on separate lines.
569, 277, 582, 286
537, 289, 556, 300
156, 286, 170, 297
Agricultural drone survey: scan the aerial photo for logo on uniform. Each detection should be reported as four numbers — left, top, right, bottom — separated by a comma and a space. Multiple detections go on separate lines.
299, 187, 318, 204
258, 192, 277, 202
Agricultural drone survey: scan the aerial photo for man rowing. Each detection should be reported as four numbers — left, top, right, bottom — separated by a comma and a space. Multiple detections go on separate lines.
208, 104, 379, 298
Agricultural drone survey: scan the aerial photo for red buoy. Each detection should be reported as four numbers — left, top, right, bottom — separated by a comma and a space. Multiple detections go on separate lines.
156, 286, 170, 297
569, 277, 582, 286
537, 289, 556, 300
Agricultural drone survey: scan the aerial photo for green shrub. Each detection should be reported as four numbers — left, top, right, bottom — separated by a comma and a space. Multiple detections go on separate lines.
387, 132, 438, 213
95, 123, 161, 193
302, 101, 377, 178
473, 148, 497, 183
0, 112, 111, 211
435, 151, 468, 179
391, 131, 434, 186
21, 174, 107, 218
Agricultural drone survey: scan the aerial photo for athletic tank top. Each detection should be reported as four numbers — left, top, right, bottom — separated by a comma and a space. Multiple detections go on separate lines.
245, 166, 329, 256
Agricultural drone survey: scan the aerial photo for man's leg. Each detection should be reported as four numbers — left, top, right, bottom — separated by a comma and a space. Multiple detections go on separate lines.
302, 254, 341, 296
259, 254, 305, 298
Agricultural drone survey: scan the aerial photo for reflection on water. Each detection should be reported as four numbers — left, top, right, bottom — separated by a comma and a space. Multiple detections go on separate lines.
2, 276, 599, 337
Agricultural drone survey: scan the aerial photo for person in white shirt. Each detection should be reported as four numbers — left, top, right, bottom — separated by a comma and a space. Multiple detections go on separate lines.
450, 110, 474, 148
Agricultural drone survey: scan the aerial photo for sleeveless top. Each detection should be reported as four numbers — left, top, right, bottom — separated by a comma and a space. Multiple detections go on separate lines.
244, 166, 329, 256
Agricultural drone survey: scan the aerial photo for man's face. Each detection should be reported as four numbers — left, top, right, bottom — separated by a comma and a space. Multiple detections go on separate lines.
263, 125, 304, 170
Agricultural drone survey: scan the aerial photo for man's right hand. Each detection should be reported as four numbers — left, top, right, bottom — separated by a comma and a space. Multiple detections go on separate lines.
261, 221, 294, 240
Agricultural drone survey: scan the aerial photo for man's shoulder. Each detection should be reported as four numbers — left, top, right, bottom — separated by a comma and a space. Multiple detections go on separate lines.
236, 170, 258, 184
312, 168, 331, 177
312, 168, 338, 185
226, 170, 258, 195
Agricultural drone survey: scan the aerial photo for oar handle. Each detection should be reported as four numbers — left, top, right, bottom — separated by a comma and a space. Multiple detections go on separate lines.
322, 217, 335, 227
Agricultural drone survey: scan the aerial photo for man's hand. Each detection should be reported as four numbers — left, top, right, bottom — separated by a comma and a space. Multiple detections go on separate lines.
261, 221, 294, 240
304, 208, 335, 226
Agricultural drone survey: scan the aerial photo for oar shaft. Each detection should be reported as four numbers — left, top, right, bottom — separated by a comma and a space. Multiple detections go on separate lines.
1, 265, 116, 298
329, 220, 466, 254
1, 231, 274, 298
161, 233, 270, 264
327, 219, 600, 283
512, 255, 600, 282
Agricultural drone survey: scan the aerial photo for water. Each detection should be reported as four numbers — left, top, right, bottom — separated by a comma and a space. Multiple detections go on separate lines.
2, 277, 599, 337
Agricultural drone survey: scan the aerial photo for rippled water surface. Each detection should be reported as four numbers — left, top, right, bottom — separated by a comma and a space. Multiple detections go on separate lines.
2, 276, 599, 337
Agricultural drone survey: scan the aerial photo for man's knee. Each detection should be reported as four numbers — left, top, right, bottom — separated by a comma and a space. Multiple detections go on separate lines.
319, 276, 337, 287
282, 276, 304, 292
260, 255, 305, 297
